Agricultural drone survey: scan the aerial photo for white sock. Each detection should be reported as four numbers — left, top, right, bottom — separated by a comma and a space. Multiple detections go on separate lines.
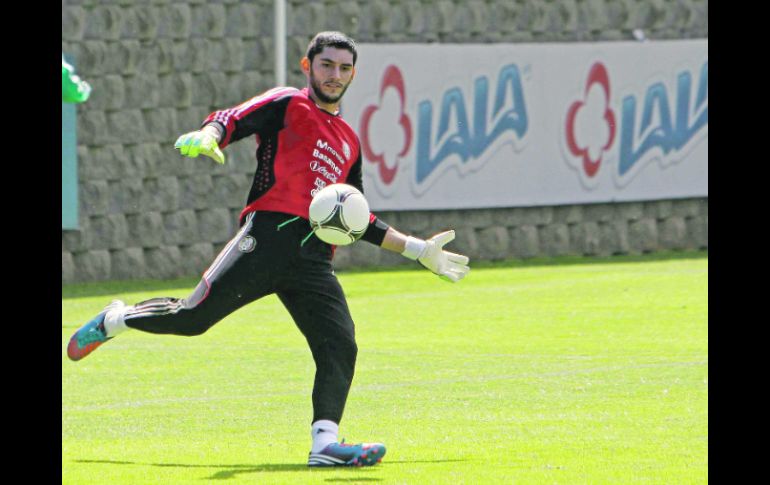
311, 420, 339, 453
103, 302, 130, 338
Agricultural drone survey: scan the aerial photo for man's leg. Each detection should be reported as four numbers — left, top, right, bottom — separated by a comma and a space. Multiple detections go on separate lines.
277, 273, 357, 426
122, 272, 256, 337
277, 266, 386, 467
68, 213, 270, 360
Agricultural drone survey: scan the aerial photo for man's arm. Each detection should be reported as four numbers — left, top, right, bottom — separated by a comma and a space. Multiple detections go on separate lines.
345, 148, 470, 282
174, 89, 295, 164
200, 123, 222, 141
380, 227, 470, 283
380, 227, 408, 253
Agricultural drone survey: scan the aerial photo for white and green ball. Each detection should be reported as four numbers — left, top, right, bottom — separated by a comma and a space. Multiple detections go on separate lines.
309, 184, 371, 246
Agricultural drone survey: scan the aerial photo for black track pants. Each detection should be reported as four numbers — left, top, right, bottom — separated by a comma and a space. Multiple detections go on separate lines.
124, 211, 358, 424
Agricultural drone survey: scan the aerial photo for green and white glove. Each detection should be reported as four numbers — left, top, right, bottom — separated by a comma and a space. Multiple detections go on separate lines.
174, 129, 225, 164
62, 56, 91, 103
401, 230, 470, 282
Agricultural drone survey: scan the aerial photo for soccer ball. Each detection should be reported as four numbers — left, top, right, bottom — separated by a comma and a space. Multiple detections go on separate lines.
309, 184, 371, 246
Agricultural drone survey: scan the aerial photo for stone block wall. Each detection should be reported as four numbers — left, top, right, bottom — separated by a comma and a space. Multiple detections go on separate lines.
62, 0, 708, 283
333, 198, 708, 269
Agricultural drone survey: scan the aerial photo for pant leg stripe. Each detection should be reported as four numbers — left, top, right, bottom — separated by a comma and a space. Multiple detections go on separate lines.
132, 300, 184, 312
203, 212, 255, 282
124, 300, 184, 321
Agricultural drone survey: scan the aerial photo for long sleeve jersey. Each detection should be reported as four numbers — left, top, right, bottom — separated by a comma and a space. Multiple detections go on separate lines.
203, 87, 388, 245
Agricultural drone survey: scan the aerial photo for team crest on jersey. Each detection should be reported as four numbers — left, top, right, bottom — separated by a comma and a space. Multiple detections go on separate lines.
342, 141, 351, 161
238, 236, 257, 253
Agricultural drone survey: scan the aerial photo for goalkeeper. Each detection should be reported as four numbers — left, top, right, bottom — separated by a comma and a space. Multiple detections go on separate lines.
67, 31, 469, 468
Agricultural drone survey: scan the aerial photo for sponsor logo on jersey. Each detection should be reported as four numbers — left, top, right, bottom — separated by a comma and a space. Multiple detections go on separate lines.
316, 139, 347, 165
342, 141, 351, 161
310, 177, 327, 197
309, 160, 339, 183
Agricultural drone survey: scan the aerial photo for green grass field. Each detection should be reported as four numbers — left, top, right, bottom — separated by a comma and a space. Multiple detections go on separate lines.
62, 252, 708, 484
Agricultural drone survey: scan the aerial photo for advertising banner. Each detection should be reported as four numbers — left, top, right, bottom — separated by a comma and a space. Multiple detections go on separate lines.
342, 40, 708, 210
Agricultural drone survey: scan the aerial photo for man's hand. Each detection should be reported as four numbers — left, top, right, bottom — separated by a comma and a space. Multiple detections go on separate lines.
174, 129, 225, 164
402, 230, 470, 282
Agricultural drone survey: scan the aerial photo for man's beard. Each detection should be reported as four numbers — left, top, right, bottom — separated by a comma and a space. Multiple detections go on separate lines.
310, 69, 350, 105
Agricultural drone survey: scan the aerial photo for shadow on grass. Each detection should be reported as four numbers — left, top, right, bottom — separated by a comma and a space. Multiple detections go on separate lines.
62, 250, 707, 299
73, 458, 468, 480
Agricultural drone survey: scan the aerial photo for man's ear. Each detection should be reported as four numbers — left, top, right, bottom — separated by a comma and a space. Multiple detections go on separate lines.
300, 57, 310, 75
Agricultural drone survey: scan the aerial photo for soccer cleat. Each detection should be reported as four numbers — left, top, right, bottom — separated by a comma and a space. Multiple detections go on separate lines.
67, 300, 124, 361
308, 440, 386, 467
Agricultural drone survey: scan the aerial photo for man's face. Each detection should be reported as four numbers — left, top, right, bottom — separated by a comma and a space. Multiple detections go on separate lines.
306, 47, 355, 105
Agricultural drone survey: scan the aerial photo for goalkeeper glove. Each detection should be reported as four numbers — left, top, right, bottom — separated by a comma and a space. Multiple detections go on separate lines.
174, 129, 225, 164
401, 230, 470, 282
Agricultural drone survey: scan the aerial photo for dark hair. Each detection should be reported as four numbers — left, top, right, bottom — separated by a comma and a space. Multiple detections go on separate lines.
306, 31, 358, 66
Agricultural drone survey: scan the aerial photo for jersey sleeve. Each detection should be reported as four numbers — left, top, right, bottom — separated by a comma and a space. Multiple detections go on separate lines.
346, 148, 364, 193
346, 149, 390, 246
201, 87, 298, 149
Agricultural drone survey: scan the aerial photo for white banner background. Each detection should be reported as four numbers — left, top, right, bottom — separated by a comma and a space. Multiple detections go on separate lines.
341, 40, 708, 211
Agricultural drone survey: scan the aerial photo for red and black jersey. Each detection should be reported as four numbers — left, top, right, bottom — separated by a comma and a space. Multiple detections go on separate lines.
202, 87, 388, 245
